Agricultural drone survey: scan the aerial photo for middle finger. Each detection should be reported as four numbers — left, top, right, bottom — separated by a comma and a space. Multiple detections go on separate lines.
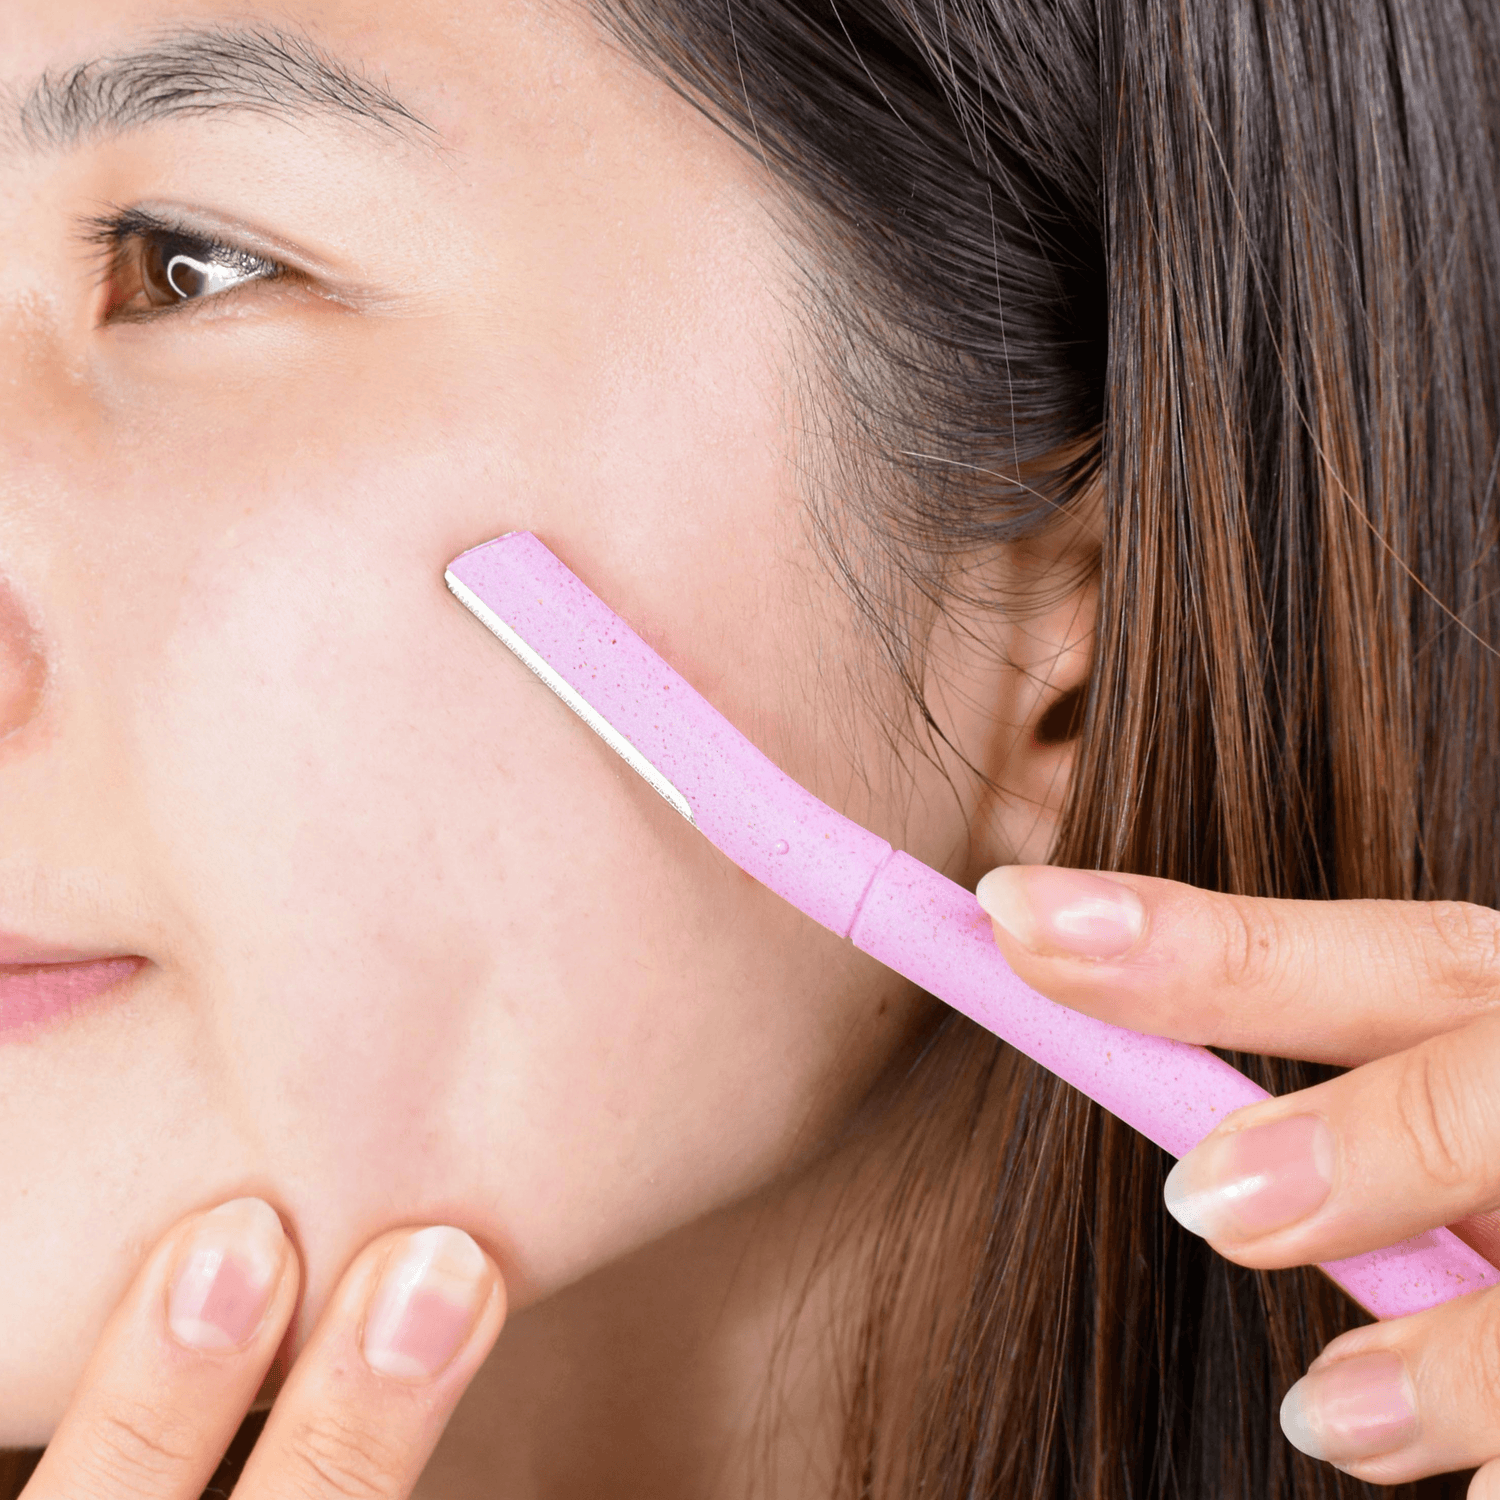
1276, 1283, 1500, 1484
1160, 1009, 1500, 1268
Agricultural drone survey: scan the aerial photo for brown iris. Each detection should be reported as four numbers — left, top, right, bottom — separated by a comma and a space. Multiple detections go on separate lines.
115, 230, 273, 314
138, 234, 253, 307
142, 237, 211, 304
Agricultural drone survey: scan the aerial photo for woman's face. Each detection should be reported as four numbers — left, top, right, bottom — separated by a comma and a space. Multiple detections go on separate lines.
0, 0, 1080, 1443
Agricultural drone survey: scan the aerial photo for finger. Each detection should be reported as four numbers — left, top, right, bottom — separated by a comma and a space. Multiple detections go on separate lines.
24, 1197, 297, 1500
1154, 1011, 1500, 1268
236, 1224, 505, 1500
1272, 1282, 1500, 1485
1472, 1459, 1500, 1500
1454, 1210, 1500, 1271
976, 864, 1500, 1065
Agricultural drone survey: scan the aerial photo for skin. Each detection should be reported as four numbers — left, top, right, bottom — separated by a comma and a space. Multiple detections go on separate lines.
0, 0, 1088, 1491
13, 0, 1500, 1496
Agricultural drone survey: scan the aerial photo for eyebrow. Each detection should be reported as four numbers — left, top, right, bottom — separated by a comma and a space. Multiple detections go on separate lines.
8, 26, 436, 153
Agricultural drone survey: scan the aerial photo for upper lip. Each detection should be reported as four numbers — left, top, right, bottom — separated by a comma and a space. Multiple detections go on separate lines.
0, 932, 134, 966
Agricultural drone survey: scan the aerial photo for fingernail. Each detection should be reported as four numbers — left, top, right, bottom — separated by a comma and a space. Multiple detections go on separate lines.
167, 1198, 287, 1352
362, 1226, 490, 1381
1164, 1114, 1335, 1242
975, 866, 1144, 960
1280, 1351, 1417, 1463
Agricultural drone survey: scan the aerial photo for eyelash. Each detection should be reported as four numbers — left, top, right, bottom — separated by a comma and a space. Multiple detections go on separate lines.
80, 208, 296, 323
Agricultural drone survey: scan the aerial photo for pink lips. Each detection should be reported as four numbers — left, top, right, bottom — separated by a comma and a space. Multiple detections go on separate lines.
0, 933, 144, 1036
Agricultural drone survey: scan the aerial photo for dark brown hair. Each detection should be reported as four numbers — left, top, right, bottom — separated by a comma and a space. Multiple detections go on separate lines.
584, 0, 1500, 1493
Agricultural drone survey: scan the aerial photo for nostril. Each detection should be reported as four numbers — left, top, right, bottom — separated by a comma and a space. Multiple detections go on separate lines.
0, 578, 45, 743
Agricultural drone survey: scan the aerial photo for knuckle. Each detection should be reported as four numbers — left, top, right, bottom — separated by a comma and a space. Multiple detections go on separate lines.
1214, 896, 1283, 992
281, 1412, 408, 1500
1391, 1040, 1483, 1192
1426, 901, 1500, 1002
75, 1397, 197, 1496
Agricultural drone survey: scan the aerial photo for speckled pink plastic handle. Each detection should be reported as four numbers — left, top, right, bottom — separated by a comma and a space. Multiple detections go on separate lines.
446, 532, 1500, 1319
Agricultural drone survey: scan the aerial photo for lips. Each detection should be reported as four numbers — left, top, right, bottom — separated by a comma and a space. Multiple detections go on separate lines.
0, 933, 145, 1036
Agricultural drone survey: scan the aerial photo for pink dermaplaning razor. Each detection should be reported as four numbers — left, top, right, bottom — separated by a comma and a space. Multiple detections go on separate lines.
446, 531, 1498, 1319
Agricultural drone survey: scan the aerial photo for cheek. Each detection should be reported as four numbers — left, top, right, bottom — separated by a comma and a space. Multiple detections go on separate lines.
100, 413, 910, 1311
33, 150, 919, 1334
0, 5, 940, 1439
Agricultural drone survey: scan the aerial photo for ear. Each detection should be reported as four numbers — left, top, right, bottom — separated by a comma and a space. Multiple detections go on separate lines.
918, 502, 1098, 878
973, 549, 1095, 868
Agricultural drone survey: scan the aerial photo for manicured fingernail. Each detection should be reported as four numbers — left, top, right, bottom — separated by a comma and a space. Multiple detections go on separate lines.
976, 865, 1144, 960
1280, 1351, 1417, 1463
1164, 1114, 1334, 1242
362, 1226, 490, 1381
167, 1198, 287, 1352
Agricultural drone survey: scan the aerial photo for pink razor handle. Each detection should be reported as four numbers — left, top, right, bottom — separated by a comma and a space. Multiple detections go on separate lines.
446, 531, 1499, 1319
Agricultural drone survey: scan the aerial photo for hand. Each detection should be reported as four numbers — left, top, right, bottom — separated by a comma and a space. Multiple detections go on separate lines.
19, 1198, 505, 1500
977, 863, 1500, 1491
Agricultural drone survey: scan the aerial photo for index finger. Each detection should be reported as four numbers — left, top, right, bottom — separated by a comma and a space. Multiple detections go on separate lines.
23, 1198, 298, 1500
975, 865, 1500, 1065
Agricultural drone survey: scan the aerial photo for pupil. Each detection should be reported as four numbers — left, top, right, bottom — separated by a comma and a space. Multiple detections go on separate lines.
165, 255, 208, 300
143, 237, 213, 305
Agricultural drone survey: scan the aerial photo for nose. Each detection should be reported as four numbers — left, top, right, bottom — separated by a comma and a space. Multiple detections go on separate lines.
0, 574, 44, 742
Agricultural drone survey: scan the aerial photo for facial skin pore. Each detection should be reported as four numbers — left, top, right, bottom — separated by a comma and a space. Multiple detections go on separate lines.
0, 0, 1091, 1486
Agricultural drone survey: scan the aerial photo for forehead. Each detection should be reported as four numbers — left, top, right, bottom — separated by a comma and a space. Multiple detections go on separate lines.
0, 0, 587, 157
0, 0, 749, 179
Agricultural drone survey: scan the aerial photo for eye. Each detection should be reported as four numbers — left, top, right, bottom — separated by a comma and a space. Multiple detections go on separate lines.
140, 233, 275, 306
82, 209, 290, 322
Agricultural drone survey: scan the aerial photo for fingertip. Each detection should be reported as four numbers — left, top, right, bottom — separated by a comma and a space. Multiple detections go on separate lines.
976, 864, 1145, 961
336, 1225, 508, 1389
165, 1198, 294, 1354
975, 865, 1042, 948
